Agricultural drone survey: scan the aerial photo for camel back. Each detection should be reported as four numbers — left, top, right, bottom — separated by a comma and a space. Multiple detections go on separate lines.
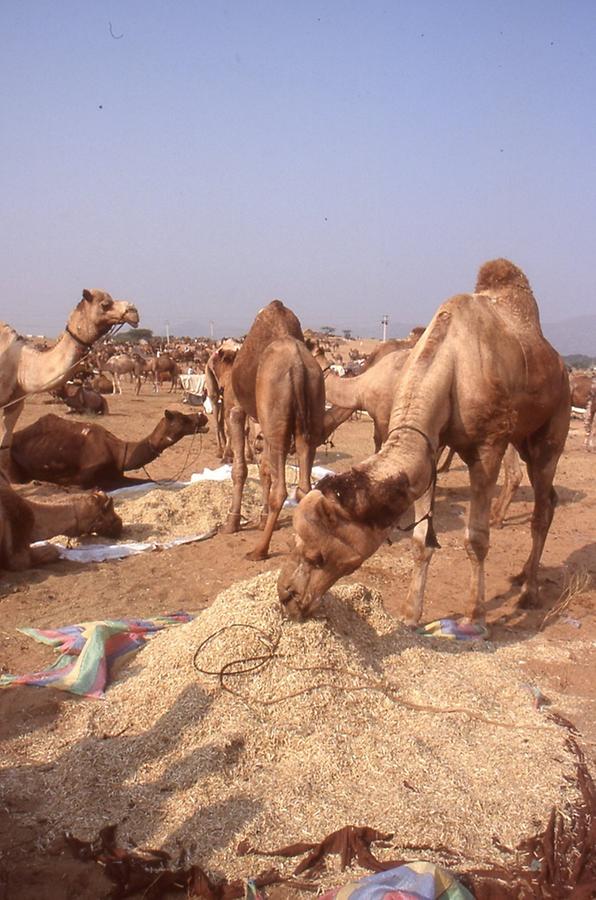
232, 300, 304, 417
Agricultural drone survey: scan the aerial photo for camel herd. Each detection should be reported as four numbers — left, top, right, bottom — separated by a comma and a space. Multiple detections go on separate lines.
0, 260, 593, 627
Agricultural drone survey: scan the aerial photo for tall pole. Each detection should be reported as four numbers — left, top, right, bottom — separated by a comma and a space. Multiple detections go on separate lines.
165, 321, 170, 346
381, 315, 389, 342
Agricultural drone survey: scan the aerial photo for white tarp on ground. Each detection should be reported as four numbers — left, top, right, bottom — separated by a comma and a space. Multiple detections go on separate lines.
43, 463, 336, 564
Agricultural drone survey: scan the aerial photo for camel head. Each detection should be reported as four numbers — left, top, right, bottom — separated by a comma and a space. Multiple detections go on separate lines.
153, 410, 209, 448
67, 289, 140, 346
278, 468, 413, 621
76, 491, 123, 538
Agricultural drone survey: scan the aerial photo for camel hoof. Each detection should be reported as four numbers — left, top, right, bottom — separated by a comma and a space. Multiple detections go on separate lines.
518, 588, 539, 609
221, 516, 241, 535
246, 548, 269, 562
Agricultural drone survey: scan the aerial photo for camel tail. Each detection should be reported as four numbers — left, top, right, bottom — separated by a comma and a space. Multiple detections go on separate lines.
289, 365, 312, 444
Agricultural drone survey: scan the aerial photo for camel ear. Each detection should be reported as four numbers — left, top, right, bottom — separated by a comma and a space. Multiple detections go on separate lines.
164, 409, 174, 420
82, 289, 93, 303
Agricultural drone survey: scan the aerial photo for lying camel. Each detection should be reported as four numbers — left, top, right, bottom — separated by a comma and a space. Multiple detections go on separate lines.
0, 485, 122, 572
222, 300, 325, 560
55, 380, 109, 415
0, 290, 138, 473
10, 410, 208, 490
278, 259, 570, 625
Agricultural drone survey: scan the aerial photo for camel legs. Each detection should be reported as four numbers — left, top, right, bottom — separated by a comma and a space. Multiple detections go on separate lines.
585, 395, 595, 450
461, 450, 505, 623
402, 490, 437, 626
490, 444, 523, 528
294, 431, 316, 501
221, 407, 247, 535
247, 441, 288, 561
511, 443, 563, 607
0, 399, 24, 479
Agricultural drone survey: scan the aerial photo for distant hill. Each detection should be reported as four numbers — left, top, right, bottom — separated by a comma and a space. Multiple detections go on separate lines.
542, 315, 596, 356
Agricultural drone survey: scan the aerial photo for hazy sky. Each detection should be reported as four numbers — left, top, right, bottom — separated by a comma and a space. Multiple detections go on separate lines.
2, 1, 595, 339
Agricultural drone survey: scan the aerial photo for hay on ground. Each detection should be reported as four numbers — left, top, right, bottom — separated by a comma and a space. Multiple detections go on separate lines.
0, 572, 577, 892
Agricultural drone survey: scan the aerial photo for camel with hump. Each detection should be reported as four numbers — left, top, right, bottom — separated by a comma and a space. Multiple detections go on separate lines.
278, 259, 570, 625
10, 410, 208, 490
0, 289, 139, 474
221, 300, 326, 561
0, 483, 122, 572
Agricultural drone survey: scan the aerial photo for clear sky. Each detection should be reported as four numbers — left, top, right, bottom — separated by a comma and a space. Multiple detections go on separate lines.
2, 1, 595, 339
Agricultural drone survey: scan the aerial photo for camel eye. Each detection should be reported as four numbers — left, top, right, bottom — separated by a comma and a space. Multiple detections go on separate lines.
306, 551, 324, 568
101, 299, 113, 311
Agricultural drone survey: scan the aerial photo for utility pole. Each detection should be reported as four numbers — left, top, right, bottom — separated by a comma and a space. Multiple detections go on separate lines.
165, 321, 170, 346
381, 315, 389, 342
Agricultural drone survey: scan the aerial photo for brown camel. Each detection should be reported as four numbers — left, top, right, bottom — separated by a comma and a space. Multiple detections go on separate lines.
141, 355, 179, 394
10, 410, 208, 490
55, 381, 109, 415
0, 485, 122, 572
323, 349, 411, 451
278, 259, 570, 626
569, 370, 592, 409
585, 377, 596, 450
204, 346, 239, 461
102, 353, 144, 395
221, 300, 326, 561
359, 327, 425, 372
0, 290, 138, 473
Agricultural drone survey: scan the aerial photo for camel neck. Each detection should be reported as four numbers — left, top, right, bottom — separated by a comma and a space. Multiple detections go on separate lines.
17, 330, 88, 395
29, 498, 79, 541
121, 434, 162, 471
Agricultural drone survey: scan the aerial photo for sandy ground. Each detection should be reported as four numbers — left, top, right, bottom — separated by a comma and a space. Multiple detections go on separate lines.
0, 381, 594, 899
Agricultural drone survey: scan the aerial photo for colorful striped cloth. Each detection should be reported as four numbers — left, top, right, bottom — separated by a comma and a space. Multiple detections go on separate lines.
416, 619, 489, 641
320, 861, 473, 899
0, 613, 193, 699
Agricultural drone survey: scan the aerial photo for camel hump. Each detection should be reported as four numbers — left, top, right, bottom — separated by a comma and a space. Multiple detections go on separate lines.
474, 258, 542, 331
251, 300, 304, 342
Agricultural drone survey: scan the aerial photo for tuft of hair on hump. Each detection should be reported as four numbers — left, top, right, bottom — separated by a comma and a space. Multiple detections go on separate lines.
475, 259, 532, 293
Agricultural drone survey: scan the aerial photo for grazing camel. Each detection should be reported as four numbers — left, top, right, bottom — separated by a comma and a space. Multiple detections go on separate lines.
278, 259, 570, 625
0, 485, 122, 572
0, 290, 138, 474
221, 300, 325, 561
10, 410, 208, 490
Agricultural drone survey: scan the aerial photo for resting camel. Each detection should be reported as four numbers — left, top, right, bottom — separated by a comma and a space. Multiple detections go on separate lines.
0, 485, 122, 572
0, 290, 138, 474
221, 300, 325, 561
278, 259, 570, 625
55, 381, 108, 416
10, 410, 208, 490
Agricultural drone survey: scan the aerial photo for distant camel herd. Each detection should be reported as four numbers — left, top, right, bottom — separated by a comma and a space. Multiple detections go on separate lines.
0, 260, 593, 628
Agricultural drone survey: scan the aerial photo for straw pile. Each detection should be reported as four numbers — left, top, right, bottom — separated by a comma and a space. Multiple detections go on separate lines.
51, 477, 269, 546
2, 572, 577, 889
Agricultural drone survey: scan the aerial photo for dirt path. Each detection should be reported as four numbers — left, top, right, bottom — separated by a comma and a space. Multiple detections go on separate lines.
1, 387, 594, 898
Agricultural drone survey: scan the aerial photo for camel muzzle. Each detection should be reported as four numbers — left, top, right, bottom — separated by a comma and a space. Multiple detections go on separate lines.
123, 305, 140, 327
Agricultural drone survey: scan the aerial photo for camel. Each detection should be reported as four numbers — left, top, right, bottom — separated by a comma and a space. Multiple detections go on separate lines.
0, 290, 138, 473
10, 409, 208, 490
221, 300, 326, 561
359, 327, 425, 372
204, 346, 239, 461
102, 353, 144, 395
323, 349, 411, 451
141, 355, 179, 394
585, 377, 596, 450
55, 380, 109, 415
278, 259, 570, 626
0, 485, 122, 572
569, 370, 593, 409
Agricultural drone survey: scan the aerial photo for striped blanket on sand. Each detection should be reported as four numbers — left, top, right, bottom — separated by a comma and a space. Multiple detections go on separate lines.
0, 613, 193, 699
